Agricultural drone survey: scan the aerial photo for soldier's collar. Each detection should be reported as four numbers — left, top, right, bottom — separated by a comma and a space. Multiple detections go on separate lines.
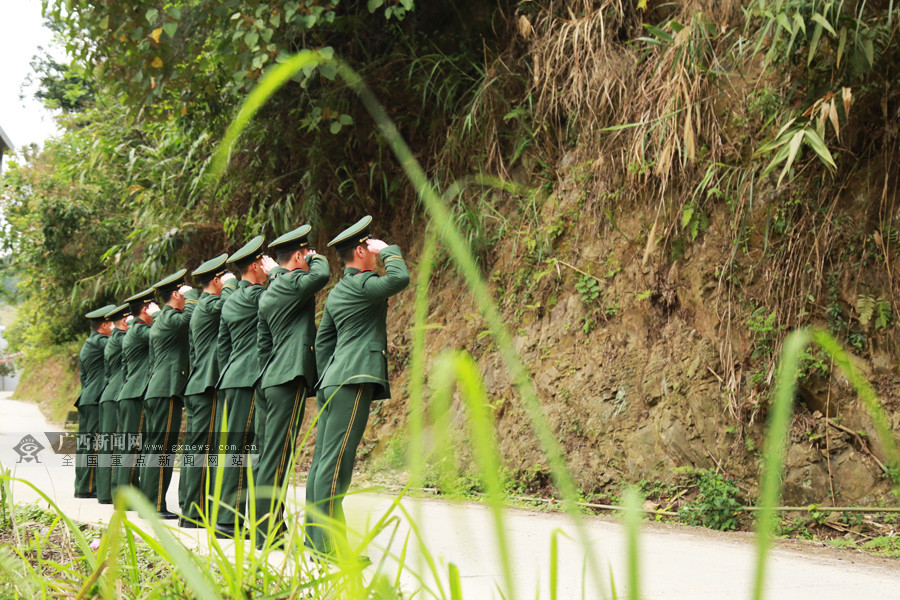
343, 267, 361, 276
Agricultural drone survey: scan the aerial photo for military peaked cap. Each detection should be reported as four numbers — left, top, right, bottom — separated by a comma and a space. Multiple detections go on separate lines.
328, 216, 372, 253
125, 288, 155, 308
227, 235, 265, 267
104, 304, 130, 322
85, 304, 116, 320
152, 269, 188, 294
192, 253, 229, 284
269, 224, 312, 254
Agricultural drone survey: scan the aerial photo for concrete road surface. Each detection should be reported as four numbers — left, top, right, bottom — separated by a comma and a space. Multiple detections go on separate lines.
1, 392, 898, 599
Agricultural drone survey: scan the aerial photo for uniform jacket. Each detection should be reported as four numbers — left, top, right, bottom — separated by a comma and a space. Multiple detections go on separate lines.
257, 254, 330, 392
117, 318, 153, 401
184, 281, 237, 396
76, 331, 109, 407
146, 290, 200, 399
217, 279, 266, 390
315, 245, 409, 400
99, 327, 127, 403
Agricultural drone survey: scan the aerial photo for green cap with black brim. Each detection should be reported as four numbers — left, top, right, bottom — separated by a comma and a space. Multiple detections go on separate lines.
125, 288, 155, 309
85, 304, 116, 321
152, 269, 188, 295
227, 235, 265, 268
269, 224, 312, 254
327, 216, 372, 253
104, 304, 130, 322
192, 253, 229, 284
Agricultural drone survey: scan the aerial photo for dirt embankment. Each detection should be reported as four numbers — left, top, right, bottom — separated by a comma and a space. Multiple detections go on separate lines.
366, 156, 900, 508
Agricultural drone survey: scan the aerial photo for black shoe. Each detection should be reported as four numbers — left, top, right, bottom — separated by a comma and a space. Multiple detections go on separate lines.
157, 510, 179, 520
98, 499, 113, 505
216, 523, 250, 540
74, 492, 97, 499
178, 517, 200, 529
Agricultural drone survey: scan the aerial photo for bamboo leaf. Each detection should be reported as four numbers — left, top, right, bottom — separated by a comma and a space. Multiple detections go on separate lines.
643, 23, 674, 44
802, 129, 837, 169
828, 99, 840, 140
811, 12, 837, 36
842, 87, 853, 117
777, 130, 804, 185
808, 23, 824, 65
836, 26, 847, 68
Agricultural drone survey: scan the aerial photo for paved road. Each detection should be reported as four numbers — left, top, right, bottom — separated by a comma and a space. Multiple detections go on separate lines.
1, 392, 899, 599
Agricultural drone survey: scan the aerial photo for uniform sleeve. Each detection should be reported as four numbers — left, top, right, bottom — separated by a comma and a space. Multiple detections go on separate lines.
216, 314, 232, 373
286, 254, 331, 300
188, 325, 197, 370
172, 289, 200, 327
220, 279, 238, 301
257, 309, 272, 373
360, 245, 410, 300
315, 305, 337, 376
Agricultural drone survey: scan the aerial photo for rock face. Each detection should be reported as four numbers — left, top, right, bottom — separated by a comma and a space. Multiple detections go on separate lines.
365, 172, 898, 509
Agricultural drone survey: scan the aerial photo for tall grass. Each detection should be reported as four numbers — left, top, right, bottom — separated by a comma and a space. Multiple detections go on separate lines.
2, 48, 898, 599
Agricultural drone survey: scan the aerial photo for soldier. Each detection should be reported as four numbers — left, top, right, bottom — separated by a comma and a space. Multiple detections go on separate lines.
304, 216, 409, 560
214, 236, 276, 538
179, 254, 237, 528
116, 289, 158, 492
142, 270, 199, 519
75, 304, 115, 499
255, 225, 330, 548
96, 304, 129, 504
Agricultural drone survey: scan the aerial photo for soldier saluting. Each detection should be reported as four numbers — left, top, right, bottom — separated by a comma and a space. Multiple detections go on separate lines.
142, 270, 199, 519
179, 254, 237, 528
116, 288, 158, 492
74, 304, 115, 499
95, 303, 129, 505
255, 225, 330, 549
304, 216, 409, 561
214, 236, 276, 539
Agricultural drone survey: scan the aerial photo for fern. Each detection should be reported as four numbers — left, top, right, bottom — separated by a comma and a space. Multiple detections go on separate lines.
857, 294, 893, 330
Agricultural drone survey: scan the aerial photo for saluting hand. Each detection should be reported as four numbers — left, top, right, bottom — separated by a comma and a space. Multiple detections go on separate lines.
221, 272, 236, 283
178, 284, 193, 295
147, 302, 161, 316
260, 255, 277, 275
367, 239, 388, 255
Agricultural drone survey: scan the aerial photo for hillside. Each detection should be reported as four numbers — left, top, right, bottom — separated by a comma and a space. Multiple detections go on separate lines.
4, 0, 900, 516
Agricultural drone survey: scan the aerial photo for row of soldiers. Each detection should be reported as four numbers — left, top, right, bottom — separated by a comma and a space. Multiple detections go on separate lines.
73, 216, 409, 557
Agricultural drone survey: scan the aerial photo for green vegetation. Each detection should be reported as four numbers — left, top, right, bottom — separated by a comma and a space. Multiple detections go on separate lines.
2, 1, 900, 595
677, 469, 744, 531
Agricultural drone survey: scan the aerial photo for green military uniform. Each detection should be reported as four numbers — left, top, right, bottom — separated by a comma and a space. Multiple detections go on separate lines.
304, 216, 409, 557
116, 288, 156, 491
254, 226, 330, 547
215, 236, 268, 536
75, 304, 115, 498
179, 254, 237, 526
142, 270, 199, 517
96, 304, 129, 504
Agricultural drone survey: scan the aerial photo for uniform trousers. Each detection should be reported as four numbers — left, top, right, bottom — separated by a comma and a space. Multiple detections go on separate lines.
74, 404, 99, 495
116, 397, 145, 489
215, 386, 257, 529
254, 377, 307, 545
95, 401, 118, 502
304, 383, 373, 556
180, 389, 221, 520
140, 396, 183, 512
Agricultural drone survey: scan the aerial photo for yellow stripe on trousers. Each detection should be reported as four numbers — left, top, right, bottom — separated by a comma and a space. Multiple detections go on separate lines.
328, 385, 364, 517
157, 397, 175, 511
